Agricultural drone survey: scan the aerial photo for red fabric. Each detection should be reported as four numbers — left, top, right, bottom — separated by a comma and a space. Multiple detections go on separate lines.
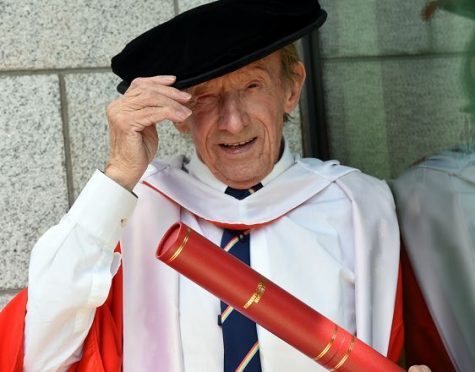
0, 289, 27, 372
158, 222, 404, 371
0, 237, 405, 371
70, 261, 123, 372
387, 266, 404, 363
401, 244, 455, 372
0, 249, 123, 372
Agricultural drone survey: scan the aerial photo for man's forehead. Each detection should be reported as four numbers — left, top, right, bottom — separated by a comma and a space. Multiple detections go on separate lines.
188, 53, 279, 94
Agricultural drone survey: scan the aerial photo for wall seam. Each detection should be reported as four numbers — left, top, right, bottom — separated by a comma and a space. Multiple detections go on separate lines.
59, 74, 75, 207
0, 288, 22, 295
173, 0, 180, 15
322, 51, 464, 63
0, 67, 111, 77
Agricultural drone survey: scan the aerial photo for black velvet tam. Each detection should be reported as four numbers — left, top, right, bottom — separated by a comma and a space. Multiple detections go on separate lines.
111, 0, 326, 93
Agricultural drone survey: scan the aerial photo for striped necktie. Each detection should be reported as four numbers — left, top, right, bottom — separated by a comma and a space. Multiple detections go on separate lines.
220, 184, 263, 372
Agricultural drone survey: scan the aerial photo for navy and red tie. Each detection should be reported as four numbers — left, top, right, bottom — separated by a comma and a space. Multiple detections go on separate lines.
220, 184, 263, 372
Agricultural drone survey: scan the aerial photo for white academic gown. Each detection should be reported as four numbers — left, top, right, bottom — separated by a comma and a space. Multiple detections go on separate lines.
392, 149, 475, 371
120, 149, 400, 371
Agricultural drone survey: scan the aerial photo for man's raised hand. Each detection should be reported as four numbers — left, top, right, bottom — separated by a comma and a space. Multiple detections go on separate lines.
105, 75, 192, 191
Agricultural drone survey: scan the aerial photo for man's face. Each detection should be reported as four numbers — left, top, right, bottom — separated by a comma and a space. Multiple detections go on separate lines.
178, 51, 305, 189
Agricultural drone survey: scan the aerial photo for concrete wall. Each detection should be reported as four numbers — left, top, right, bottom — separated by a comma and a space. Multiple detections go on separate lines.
0, 0, 303, 308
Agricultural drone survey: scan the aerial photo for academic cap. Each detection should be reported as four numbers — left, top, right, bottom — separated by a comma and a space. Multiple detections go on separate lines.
111, 0, 327, 93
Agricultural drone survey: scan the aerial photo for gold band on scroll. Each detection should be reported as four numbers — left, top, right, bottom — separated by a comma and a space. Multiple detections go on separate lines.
330, 335, 355, 371
243, 278, 266, 309
314, 324, 338, 361
167, 227, 190, 263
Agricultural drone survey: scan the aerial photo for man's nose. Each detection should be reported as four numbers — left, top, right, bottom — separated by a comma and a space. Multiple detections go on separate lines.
217, 93, 247, 133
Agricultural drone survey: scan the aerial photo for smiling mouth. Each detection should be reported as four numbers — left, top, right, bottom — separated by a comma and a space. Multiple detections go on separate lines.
219, 137, 257, 150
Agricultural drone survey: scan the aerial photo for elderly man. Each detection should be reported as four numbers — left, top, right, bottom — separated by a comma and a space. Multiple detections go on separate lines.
0, 0, 425, 371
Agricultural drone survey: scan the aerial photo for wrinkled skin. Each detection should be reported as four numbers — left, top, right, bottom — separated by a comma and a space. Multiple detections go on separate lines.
105, 51, 305, 190
175, 52, 305, 188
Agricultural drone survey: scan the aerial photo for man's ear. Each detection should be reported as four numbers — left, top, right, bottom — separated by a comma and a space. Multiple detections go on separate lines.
283, 61, 306, 114
173, 121, 190, 133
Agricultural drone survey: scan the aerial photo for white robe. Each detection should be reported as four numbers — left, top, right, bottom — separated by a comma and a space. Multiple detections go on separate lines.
120, 150, 400, 371
392, 149, 475, 371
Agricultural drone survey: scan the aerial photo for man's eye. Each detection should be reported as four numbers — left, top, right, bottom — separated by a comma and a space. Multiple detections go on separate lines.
247, 82, 260, 90
189, 95, 217, 109
196, 95, 216, 103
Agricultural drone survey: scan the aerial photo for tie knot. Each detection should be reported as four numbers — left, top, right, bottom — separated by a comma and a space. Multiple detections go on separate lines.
225, 183, 263, 200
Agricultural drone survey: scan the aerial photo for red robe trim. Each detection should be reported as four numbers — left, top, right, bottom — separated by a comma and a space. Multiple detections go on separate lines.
401, 245, 455, 372
388, 265, 404, 363
0, 262, 404, 371
0, 265, 123, 372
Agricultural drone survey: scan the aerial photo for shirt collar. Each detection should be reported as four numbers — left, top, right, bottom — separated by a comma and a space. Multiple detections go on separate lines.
185, 138, 296, 192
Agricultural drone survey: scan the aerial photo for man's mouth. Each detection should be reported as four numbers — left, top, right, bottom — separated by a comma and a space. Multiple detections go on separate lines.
219, 137, 257, 151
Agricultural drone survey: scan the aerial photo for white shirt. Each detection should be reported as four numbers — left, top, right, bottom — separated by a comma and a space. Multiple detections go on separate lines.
25, 142, 399, 371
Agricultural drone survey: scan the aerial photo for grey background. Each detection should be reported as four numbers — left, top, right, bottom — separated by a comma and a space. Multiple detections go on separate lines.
0, 1, 469, 308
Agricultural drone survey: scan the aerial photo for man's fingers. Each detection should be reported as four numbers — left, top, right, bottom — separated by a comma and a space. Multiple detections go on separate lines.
128, 75, 176, 90
109, 91, 192, 126
132, 105, 192, 125
133, 93, 192, 122
127, 88, 192, 110
126, 76, 191, 103
126, 83, 191, 103
111, 105, 190, 133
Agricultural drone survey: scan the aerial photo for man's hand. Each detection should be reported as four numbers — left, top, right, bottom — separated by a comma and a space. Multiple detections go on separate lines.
408, 365, 432, 372
105, 75, 192, 191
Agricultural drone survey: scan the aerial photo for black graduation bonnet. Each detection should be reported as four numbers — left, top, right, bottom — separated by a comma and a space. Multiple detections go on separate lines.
111, 0, 327, 93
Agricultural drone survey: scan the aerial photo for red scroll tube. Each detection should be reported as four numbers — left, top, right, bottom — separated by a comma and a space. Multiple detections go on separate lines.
157, 222, 404, 372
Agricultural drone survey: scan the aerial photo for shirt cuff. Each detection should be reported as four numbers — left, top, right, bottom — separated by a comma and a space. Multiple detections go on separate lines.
67, 170, 137, 248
